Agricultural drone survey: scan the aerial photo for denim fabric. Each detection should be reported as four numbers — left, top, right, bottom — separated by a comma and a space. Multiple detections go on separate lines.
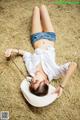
31, 32, 56, 44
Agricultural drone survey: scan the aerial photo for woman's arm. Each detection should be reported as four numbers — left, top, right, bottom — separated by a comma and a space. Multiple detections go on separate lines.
55, 62, 77, 96
61, 62, 77, 88
5, 48, 26, 58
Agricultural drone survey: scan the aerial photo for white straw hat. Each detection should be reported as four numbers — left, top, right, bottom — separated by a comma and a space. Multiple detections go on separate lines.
20, 77, 58, 107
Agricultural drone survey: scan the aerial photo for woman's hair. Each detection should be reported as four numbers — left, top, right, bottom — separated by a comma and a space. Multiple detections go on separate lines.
29, 82, 49, 96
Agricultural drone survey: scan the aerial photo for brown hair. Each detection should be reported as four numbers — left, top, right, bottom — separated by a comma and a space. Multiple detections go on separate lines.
29, 82, 49, 96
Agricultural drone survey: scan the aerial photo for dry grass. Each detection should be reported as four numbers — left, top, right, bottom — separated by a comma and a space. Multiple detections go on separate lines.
0, 0, 80, 120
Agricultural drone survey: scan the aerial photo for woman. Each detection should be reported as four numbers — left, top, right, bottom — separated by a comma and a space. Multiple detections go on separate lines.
5, 5, 77, 97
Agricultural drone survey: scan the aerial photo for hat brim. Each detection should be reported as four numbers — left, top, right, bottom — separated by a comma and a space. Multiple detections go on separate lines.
20, 79, 58, 107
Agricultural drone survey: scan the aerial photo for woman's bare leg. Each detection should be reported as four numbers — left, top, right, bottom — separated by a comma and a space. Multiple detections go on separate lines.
31, 5, 55, 49
40, 4, 54, 32
31, 6, 42, 35
31, 6, 44, 48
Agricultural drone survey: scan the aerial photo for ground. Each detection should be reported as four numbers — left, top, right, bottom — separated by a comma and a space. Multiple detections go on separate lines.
0, 0, 80, 120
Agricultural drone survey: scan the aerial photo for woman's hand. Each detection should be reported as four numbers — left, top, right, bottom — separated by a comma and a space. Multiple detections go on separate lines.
5, 48, 13, 58
55, 86, 63, 97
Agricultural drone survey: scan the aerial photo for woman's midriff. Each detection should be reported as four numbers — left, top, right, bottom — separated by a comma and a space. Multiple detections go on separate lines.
33, 39, 55, 49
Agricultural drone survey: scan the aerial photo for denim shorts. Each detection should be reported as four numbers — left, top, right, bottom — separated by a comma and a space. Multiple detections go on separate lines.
31, 32, 56, 44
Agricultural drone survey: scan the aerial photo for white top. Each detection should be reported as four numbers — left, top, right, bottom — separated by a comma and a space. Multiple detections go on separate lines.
23, 45, 70, 81
21, 45, 70, 107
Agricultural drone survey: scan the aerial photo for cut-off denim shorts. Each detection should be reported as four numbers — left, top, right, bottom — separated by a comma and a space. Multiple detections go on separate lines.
31, 32, 56, 44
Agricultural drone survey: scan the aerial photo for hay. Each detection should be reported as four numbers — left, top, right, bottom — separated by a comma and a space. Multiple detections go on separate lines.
0, 0, 80, 120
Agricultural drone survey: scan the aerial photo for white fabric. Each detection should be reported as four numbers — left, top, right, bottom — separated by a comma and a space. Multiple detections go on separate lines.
20, 77, 58, 107
23, 45, 70, 81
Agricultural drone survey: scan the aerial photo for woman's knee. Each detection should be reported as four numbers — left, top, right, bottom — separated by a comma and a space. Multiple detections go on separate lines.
40, 4, 47, 10
34, 6, 39, 11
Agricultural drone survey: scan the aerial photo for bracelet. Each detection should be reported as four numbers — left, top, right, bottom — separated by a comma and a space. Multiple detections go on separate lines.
16, 49, 20, 55
18, 49, 20, 54
60, 84, 64, 89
